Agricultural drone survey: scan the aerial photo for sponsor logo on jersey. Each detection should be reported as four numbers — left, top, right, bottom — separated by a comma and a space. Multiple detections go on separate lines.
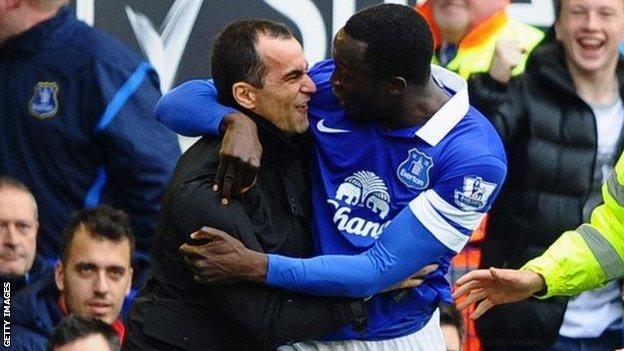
454, 176, 497, 211
327, 170, 391, 239
29, 82, 59, 119
397, 148, 433, 190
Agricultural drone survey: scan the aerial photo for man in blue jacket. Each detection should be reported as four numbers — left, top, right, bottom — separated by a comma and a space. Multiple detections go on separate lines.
11, 206, 133, 351
0, 176, 52, 294
0, 0, 181, 282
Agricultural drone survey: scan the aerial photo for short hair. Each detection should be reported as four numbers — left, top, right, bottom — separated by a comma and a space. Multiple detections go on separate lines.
0, 176, 38, 220
47, 316, 120, 351
439, 302, 464, 340
211, 19, 293, 106
60, 205, 134, 264
344, 4, 433, 86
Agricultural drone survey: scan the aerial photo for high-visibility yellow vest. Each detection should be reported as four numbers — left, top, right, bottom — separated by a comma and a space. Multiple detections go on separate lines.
523, 152, 624, 298
417, 3, 544, 79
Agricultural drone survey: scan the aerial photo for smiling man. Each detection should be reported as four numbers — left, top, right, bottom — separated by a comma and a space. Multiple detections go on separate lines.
156, 4, 507, 350
11, 206, 133, 351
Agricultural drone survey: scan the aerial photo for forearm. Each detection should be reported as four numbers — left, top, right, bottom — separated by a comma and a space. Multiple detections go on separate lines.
266, 206, 452, 297
154, 79, 235, 136
523, 173, 624, 298
522, 229, 607, 298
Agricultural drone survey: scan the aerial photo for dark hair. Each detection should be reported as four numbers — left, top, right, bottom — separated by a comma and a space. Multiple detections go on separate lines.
60, 205, 134, 263
344, 4, 433, 86
439, 302, 464, 340
211, 19, 293, 106
0, 175, 38, 219
46, 316, 120, 351
554, 0, 562, 20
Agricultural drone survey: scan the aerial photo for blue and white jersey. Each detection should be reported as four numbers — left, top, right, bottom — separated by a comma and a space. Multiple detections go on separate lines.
271, 60, 507, 340
153, 60, 507, 342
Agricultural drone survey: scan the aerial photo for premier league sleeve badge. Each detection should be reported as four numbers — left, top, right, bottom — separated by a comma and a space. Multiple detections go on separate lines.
29, 82, 60, 119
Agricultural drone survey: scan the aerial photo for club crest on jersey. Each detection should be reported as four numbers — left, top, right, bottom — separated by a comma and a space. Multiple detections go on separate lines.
29, 82, 59, 119
327, 170, 392, 239
454, 176, 497, 211
397, 148, 433, 189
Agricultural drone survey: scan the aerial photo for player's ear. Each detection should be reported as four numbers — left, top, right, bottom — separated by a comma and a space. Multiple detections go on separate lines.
387, 76, 407, 96
232, 82, 257, 109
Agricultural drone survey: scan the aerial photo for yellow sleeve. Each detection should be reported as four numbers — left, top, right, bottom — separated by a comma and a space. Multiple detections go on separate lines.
522, 153, 624, 297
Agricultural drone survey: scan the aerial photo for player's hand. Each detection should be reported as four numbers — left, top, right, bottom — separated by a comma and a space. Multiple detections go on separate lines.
488, 39, 526, 84
381, 264, 439, 292
214, 112, 262, 204
452, 267, 546, 320
179, 226, 268, 284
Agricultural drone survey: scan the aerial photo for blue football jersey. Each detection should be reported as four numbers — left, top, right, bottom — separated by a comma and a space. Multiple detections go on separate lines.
269, 60, 507, 340
153, 60, 507, 341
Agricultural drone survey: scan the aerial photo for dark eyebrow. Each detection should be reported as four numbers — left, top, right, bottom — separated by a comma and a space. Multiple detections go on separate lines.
75, 262, 97, 270
284, 62, 309, 80
284, 69, 305, 80
107, 265, 127, 274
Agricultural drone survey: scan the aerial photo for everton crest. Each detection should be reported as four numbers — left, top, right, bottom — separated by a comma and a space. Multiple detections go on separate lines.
29, 82, 59, 119
454, 176, 497, 211
397, 148, 433, 189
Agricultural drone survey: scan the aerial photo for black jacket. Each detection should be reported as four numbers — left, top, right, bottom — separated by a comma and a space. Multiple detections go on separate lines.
474, 42, 624, 348
124, 117, 363, 351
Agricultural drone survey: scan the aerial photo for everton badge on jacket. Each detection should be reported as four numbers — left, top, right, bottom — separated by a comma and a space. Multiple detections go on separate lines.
397, 148, 433, 189
29, 82, 59, 119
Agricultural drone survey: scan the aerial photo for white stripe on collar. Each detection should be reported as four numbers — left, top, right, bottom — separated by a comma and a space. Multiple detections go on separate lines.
414, 65, 470, 146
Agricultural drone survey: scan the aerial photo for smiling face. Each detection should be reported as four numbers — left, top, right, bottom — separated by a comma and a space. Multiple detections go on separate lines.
248, 34, 316, 135
556, 0, 624, 75
55, 227, 132, 324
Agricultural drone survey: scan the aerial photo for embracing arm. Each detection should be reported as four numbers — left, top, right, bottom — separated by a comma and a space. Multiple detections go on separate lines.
154, 79, 232, 136
265, 158, 507, 297
156, 79, 261, 198
173, 174, 364, 348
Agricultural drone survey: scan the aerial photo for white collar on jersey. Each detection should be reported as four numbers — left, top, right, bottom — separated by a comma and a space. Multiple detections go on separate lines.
414, 65, 469, 146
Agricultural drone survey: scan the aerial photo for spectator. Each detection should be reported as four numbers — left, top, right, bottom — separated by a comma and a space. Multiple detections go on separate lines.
123, 19, 371, 351
12, 206, 133, 351
0, 176, 52, 293
440, 303, 464, 351
454, 150, 624, 344
0, 0, 181, 284
416, 0, 543, 81
475, 0, 624, 350
47, 316, 120, 351
417, 2, 544, 348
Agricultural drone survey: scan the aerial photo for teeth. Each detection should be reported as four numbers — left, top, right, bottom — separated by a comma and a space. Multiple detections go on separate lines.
579, 38, 602, 47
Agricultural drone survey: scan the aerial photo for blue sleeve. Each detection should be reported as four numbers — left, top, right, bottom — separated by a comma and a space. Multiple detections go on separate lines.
93, 61, 181, 280
266, 155, 507, 297
154, 79, 236, 136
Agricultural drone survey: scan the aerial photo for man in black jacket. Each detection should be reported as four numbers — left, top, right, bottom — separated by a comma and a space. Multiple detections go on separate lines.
123, 20, 367, 351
